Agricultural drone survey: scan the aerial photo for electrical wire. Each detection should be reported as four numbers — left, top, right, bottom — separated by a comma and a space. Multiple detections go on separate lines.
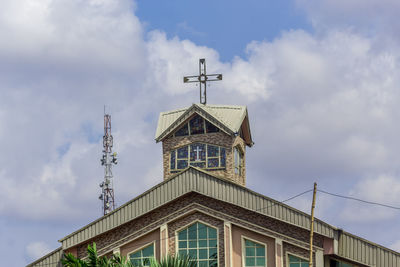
317, 189, 400, 210
30, 188, 313, 266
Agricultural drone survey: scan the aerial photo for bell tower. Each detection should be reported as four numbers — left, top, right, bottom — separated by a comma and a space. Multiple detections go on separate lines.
155, 59, 253, 186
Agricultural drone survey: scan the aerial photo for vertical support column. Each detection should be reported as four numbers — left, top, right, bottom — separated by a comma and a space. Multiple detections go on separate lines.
224, 222, 232, 267
315, 250, 323, 267
160, 224, 168, 259
113, 248, 121, 255
275, 238, 283, 267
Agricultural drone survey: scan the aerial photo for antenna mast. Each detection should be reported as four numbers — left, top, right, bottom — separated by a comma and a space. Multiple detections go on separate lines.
99, 110, 117, 215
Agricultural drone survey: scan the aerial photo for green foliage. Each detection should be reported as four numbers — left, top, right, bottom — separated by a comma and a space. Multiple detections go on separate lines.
149, 254, 196, 267
61, 243, 133, 267
62, 243, 195, 267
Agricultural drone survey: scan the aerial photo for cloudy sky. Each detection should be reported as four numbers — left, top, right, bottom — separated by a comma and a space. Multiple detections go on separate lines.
1, 0, 400, 266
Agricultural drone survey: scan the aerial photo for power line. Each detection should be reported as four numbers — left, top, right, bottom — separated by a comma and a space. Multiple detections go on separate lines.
318, 189, 400, 210
30, 189, 312, 266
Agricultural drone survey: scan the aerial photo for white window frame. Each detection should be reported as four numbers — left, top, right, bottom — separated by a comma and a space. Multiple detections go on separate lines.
286, 252, 309, 267
175, 220, 219, 267
241, 236, 268, 267
127, 241, 156, 267
234, 146, 244, 175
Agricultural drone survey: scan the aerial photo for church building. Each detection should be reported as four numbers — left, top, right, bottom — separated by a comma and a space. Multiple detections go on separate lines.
28, 101, 400, 267
28, 65, 400, 267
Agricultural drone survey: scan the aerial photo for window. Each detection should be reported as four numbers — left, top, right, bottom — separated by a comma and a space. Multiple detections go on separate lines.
243, 239, 266, 267
170, 143, 226, 171
177, 222, 218, 267
234, 147, 243, 175
288, 254, 309, 267
174, 115, 220, 137
129, 243, 155, 266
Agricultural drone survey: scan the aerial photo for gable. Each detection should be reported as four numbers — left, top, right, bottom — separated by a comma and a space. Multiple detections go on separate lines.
59, 167, 334, 250
155, 104, 253, 146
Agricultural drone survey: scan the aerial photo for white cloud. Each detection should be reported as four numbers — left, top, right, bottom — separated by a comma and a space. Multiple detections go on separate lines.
339, 174, 400, 222
26, 241, 52, 261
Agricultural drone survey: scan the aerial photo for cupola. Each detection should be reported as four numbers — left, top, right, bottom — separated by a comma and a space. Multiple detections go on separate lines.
155, 103, 253, 186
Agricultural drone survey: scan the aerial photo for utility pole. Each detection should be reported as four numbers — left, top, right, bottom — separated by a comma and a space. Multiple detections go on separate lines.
309, 182, 317, 266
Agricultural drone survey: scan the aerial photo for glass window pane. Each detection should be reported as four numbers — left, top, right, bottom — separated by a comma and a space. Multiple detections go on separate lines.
256, 257, 265, 266
189, 249, 197, 259
198, 227, 207, 239
190, 115, 205, 135
245, 239, 253, 246
130, 251, 141, 258
205, 120, 219, 133
208, 239, 217, 247
188, 224, 197, 239
209, 248, 217, 260
209, 260, 217, 267
199, 249, 208, 259
179, 229, 187, 240
170, 151, 176, 170
256, 247, 265, 257
207, 145, 219, 157
199, 260, 208, 267
189, 241, 197, 248
220, 148, 226, 167
190, 162, 206, 168
177, 160, 188, 169
175, 123, 189, 136
142, 245, 154, 257
246, 257, 255, 266
177, 146, 188, 159
207, 158, 219, 168
190, 143, 206, 161
179, 241, 187, 249
246, 247, 255, 257
179, 250, 187, 257
208, 228, 217, 239
290, 263, 300, 267
198, 240, 207, 248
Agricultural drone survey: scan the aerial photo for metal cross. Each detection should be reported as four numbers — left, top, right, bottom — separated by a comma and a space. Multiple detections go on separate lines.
193, 145, 203, 161
183, 58, 222, 105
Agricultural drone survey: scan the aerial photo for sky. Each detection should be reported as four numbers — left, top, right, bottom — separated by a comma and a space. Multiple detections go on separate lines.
1, 0, 400, 266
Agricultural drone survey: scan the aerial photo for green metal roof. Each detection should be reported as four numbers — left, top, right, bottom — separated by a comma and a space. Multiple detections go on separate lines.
155, 104, 252, 145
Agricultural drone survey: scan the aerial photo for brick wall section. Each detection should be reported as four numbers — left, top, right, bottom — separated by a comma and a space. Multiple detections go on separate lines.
167, 212, 225, 267
162, 132, 246, 186
282, 242, 315, 267
75, 193, 322, 261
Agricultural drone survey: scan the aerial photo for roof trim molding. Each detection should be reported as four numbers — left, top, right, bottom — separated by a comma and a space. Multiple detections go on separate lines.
155, 104, 236, 142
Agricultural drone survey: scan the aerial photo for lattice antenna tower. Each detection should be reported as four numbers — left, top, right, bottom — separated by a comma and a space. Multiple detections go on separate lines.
99, 108, 117, 215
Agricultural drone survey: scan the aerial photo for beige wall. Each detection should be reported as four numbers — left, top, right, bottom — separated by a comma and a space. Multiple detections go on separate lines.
120, 229, 160, 261
231, 225, 276, 267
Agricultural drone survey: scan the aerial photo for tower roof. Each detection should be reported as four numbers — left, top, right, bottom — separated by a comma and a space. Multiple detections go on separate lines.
155, 104, 253, 146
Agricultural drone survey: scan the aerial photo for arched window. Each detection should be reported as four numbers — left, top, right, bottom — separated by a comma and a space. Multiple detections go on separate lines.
234, 147, 243, 175
170, 143, 226, 172
129, 243, 155, 266
243, 239, 266, 267
177, 222, 218, 267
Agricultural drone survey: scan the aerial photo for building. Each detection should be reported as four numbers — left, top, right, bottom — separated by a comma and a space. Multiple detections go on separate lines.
28, 103, 400, 267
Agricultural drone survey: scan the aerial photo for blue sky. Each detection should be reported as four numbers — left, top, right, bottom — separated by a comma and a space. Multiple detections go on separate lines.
136, 0, 311, 61
1, 0, 400, 266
